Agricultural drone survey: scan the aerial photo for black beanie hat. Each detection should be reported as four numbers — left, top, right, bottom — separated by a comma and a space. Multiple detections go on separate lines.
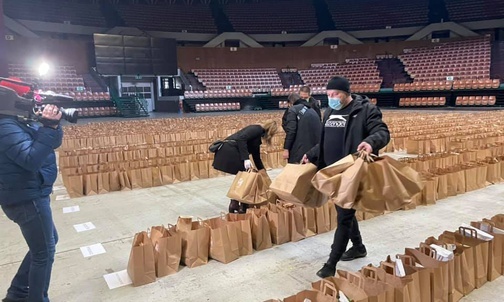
326, 76, 350, 93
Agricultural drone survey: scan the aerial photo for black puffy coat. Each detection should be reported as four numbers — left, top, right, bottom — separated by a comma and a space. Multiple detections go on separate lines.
306, 95, 390, 170
212, 125, 265, 175
282, 99, 322, 164
0, 116, 63, 206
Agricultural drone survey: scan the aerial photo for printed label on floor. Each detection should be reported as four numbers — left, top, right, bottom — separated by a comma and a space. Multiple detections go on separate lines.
63, 206, 80, 214
103, 270, 132, 290
56, 195, 70, 201
80, 243, 106, 258
73, 222, 96, 233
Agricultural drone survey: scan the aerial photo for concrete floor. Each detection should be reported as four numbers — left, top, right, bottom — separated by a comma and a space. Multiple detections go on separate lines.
1, 168, 504, 302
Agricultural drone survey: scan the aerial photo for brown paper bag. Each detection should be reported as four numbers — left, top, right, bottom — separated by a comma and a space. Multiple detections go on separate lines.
127, 231, 156, 287
267, 203, 290, 245
438, 232, 476, 296
225, 213, 253, 256
66, 175, 84, 198
396, 254, 433, 302
357, 156, 423, 213
84, 173, 99, 195
315, 203, 331, 235
160, 165, 174, 185
227, 170, 263, 204
140, 167, 153, 188
270, 163, 317, 205
150, 226, 182, 277
97, 172, 109, 194
405, 245, 450, 302
246, 208, 273, 251
471, 220, 503, 281
303, 207, 317, 238
109, 170, 121, 192
128, 169, 142, 189
177, 218, 211, 268
151, 166, 162, 187
204, 216, 240, 264
313, 155, 366, 209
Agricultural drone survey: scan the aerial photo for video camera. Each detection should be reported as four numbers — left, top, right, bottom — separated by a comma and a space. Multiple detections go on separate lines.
0, 77, 78, 124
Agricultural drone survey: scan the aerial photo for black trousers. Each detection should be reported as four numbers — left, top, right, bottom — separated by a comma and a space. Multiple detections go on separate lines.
328, 205, 364, 266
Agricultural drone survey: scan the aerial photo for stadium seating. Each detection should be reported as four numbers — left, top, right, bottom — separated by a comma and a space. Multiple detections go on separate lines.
194, 103, 241, 112
77, 106, 118, 117
116, 3, 216, 33
394, 81, 453, 91
4, 0, 106, 27
399, 97, 447, 107
8, 64, 86, 93
299, 59, 382, 92
455, 96, 497, 106
399, 37, 491, 82
192, 68, 283, 91
445, 0, 504, 22
223, 0, 318, 34
327, 0, 429, 30
452, 79, 500, 90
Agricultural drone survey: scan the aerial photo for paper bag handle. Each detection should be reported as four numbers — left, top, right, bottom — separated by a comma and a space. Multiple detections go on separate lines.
396, 254, 415, 266
340, 271, 363, 288
320, 280, 338, 302
458, 226, 477, 239
419, 243, 437, 259
361, 266, 379, 281
380, 261, 395, 275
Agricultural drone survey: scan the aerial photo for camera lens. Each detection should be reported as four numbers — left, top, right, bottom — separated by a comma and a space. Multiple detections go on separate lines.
60, 107, 79, 123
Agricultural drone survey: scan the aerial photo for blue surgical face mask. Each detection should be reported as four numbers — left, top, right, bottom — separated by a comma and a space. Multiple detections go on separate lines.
328, 97, 342, 110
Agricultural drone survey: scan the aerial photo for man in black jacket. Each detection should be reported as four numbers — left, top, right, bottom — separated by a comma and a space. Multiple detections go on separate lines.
299, 86, 322, 120
282, 93, 321, 164
303, 76, 390, 278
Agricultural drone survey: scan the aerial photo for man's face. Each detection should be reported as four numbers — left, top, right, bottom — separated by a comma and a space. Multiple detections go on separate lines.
327, 89, 350, 104
299, 91, 310, 100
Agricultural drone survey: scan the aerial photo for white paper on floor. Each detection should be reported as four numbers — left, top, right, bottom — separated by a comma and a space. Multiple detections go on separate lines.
53, 185, 65, 191
73, 222, 96, 233
56, 195, 70, 201
103, 270, 132, 290
80, 243, 106, 258
63, 206, 80, 213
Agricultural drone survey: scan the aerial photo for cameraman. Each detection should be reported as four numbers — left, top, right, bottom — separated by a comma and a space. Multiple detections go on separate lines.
0, 103, 63, 302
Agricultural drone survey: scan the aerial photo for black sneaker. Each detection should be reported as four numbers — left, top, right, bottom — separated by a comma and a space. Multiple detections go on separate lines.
340, 246, 367, 261
316, 263, 336, 278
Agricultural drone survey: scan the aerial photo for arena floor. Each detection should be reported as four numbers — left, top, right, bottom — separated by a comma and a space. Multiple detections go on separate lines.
1, 110, 504, 302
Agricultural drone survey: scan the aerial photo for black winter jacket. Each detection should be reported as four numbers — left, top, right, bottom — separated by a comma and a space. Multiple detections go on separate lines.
282, 99, 322, 164
212, 125, 265, 174
0, 116, 63, 205
306, 95, 390, 170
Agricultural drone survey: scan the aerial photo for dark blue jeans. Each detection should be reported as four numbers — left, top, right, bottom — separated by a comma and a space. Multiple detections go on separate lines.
1, 197, 58, 302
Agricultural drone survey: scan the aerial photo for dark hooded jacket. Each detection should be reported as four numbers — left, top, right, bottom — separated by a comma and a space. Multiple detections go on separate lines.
0, 116, 63, 206
282, 99, 322, 164
306, 94, 390, 170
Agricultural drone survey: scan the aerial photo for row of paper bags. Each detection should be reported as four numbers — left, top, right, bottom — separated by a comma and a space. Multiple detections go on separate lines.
265, 214, 504, 302
61, 151, 286, 198
127, 202, 337, 287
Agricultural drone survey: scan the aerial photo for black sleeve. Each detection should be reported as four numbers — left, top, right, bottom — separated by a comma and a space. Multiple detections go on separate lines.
283, 109, 298, 150
362, 105, 390, 152
251, 144, 264, 170
235, 125, 264, 161
306, 143, 320, 163
313, 105, 322, 120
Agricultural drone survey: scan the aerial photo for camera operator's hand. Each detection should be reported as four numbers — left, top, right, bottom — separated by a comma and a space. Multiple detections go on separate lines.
40, 105, 62, 128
